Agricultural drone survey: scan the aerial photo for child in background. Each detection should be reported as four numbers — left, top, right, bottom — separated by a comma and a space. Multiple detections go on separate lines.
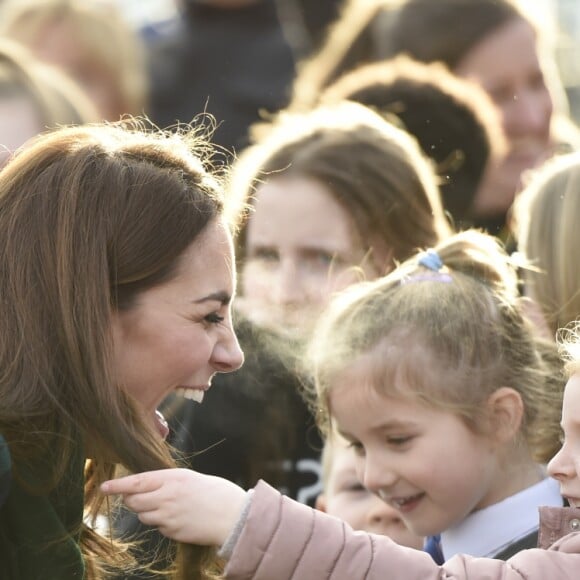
513, 151, 580, 339
318, 55, 506, 231
291, 0, 580, 243
103, 229, 567, 575
316, 432, 424, 550
229, 100, 451, 333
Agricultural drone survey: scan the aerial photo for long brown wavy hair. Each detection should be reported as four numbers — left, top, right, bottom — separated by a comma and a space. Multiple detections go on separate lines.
0, 119, 227, 578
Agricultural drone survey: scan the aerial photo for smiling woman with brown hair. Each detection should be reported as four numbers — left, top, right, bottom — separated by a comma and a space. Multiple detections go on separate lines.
0, 119, 243, 579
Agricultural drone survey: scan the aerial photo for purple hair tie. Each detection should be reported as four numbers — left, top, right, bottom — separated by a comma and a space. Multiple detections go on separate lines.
400, 272, 453, 285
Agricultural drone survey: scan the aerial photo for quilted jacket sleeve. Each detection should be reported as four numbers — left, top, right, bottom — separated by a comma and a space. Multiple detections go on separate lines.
224, 480, 580, 580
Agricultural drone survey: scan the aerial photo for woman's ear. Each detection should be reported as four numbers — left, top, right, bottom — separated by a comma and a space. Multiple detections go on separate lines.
486, 387, 525, 444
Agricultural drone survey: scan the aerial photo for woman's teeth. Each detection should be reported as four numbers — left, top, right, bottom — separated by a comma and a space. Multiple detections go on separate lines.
176, 387, 204, 403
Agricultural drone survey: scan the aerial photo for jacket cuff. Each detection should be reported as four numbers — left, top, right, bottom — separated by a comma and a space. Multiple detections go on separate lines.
218, 489, 254, 560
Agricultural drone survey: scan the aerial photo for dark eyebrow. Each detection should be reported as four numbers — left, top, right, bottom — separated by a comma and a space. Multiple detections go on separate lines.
193, 291, 231, 306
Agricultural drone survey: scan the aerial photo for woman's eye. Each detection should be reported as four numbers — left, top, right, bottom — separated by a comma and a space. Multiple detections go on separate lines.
204, 312, 225, 325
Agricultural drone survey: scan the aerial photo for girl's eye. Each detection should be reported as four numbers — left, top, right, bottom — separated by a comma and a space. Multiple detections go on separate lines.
204, 312, 225, 325
387, 436, 414, 447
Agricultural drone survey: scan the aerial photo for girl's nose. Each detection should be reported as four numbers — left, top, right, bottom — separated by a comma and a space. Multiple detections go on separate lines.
360, 455, 397, 494
547, 442, 575, 482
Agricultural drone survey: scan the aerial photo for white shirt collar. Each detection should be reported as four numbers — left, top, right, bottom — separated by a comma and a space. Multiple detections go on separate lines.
441, 476, 562, 560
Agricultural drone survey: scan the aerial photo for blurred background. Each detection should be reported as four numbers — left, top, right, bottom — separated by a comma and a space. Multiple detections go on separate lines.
48, 0, 580, 125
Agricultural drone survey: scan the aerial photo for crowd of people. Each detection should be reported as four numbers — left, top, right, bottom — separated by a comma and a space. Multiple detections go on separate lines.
1, 0, 580, 579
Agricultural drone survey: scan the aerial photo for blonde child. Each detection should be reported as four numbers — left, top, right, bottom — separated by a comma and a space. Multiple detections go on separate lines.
514, 151, 580, 339
102, 229, 571, 576
316, 432, 424, 550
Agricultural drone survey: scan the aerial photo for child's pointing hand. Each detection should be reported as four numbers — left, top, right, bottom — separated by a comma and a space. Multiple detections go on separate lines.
101, 468, 246, 546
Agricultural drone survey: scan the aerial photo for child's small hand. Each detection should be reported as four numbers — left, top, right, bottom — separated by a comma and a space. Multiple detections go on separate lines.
101, 468, 246, 546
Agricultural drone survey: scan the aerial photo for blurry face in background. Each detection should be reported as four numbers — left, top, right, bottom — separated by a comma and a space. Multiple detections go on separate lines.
241, 176, 378, 332
0, 95, 42, 166
455, 18, 553, 217
26, 19, 122, 121
316, 436, 425, 548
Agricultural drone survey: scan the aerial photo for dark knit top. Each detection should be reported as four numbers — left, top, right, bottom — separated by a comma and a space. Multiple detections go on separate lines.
0, 433, 85, 579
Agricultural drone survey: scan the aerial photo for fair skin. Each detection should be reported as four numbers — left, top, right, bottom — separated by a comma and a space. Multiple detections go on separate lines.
316, 436, 424, 549
100, 339, 543, 547
548, 372, 580, 506
454, 18, 553, 218
240, 175, 377, 331
111, 218, 244, 439
327, 343, 540, 537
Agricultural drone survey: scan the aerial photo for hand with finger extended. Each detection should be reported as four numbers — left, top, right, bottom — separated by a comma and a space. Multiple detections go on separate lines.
101, 468, 247, 546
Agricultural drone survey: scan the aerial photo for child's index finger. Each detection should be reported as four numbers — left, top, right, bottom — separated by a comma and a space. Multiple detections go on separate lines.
100, 470, 166, 495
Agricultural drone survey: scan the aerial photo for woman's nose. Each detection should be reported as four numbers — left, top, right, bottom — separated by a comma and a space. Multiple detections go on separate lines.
212, 328, 244, 373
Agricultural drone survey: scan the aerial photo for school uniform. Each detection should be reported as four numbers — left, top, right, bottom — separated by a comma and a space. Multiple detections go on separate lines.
440, 476, 563, 561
